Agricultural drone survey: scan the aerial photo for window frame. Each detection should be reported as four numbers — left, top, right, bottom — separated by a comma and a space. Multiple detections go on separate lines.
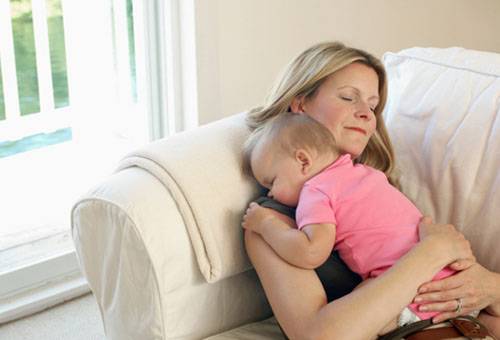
0, 0, 196, 324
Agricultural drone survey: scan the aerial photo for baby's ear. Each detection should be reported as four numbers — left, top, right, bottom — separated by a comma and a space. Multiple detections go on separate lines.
295, 149, 313, 173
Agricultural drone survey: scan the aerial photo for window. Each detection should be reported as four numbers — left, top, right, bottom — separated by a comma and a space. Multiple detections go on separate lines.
0, 0, 194, 323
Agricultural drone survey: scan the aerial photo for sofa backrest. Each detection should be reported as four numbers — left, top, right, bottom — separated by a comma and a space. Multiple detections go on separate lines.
383, 47, 500, 272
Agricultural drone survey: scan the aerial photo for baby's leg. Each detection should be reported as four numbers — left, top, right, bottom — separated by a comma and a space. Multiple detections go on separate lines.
478, 311, 500, 339
354, 278, 399, 336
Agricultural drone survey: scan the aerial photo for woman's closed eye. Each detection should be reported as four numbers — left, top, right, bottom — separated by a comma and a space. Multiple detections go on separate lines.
341, 94, 377, 113
369, 101, 380, 113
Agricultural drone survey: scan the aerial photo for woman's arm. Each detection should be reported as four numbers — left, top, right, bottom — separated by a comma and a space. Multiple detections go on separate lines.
242, 202, 335, 269
244, 213, 474, 340
319, 223, 473, 339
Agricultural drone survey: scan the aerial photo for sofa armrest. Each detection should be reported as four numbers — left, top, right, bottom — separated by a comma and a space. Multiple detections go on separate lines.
72, 167, 271, 340
117, 112, 259, 283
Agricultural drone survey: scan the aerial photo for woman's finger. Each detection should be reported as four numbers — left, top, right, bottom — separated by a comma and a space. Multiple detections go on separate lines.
420, 297, 474, 323
418, 298, 460, 313
432, 312, 455, 323
432, 298, 476, 323
417, 216, 433, 239
418, 272, 463, 294
431, 304, 473, 323
420, 215, 433, 224
449, 258, 476, 271
414, 286, 463, 305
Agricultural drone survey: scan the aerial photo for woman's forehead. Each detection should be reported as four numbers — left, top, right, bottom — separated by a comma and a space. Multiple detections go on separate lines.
326, 63, 379, 92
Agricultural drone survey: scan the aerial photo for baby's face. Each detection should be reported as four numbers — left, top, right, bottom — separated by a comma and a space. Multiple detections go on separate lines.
251, 141, 307, 207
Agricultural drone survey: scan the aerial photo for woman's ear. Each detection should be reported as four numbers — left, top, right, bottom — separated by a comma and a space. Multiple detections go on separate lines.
290, 96, 307, 113
295, 149, 313, 174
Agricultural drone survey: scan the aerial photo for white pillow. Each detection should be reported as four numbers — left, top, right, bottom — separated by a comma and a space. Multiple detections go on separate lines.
382, 47, 500, 272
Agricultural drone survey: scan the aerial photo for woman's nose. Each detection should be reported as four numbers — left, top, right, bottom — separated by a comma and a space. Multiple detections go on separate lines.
355, 102, 374, 120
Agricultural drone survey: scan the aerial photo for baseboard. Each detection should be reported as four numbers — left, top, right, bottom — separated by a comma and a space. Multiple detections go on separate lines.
0, 252, 90, 324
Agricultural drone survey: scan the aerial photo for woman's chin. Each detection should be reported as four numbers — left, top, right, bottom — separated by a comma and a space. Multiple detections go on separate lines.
340, 150, 361, 159
338, 143, 366, 158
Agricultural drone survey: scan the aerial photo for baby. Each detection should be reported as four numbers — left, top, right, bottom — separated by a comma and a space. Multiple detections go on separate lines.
242, 112, 455, 325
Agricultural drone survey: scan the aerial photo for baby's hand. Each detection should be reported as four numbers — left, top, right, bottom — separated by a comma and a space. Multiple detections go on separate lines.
242, 202, 276, 234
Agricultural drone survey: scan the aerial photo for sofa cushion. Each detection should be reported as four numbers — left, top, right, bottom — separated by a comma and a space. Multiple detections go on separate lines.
382, 47, 500, 273
205, 317, 285, 340
118, 113, 259, 283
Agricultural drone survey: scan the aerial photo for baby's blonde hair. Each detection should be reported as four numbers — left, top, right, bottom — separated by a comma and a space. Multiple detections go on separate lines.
246, 41, 399, 187
242, 112, 337, 177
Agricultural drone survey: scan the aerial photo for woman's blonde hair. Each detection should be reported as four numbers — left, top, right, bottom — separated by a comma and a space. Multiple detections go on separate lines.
246, 41, 399, 187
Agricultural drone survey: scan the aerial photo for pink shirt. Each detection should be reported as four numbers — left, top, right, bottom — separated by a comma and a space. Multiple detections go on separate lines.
296, 154, 454, 319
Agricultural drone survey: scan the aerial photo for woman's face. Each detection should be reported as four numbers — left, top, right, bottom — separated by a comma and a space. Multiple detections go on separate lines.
292, 62, 380, 157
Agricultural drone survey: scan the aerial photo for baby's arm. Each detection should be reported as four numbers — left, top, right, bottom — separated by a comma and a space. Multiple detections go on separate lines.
298, 223, 337, 268
242, 202, 335, 269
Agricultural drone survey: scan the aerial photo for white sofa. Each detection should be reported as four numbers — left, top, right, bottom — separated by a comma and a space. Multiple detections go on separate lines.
71, 47, 500, 339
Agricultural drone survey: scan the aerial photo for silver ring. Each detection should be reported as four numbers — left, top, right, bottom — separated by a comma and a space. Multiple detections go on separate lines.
454, 298, 463, 314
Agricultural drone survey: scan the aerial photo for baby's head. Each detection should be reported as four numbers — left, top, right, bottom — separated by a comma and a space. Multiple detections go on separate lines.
243, 112, 338, 206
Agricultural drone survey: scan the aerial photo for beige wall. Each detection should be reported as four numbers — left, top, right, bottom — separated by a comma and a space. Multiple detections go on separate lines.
194, 0, 500, 124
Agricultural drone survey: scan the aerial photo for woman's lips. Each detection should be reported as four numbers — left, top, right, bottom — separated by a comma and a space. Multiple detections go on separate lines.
345, 127, 367, 135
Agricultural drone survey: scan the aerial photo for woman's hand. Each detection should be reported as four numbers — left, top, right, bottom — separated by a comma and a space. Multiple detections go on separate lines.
242, 202, 295, 234
416, 216, 500, 322
414, 263, 500, 322
418, 216, 474, 266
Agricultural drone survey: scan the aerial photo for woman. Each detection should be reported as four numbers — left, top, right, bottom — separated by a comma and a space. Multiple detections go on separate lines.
243, 42, 500, 339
